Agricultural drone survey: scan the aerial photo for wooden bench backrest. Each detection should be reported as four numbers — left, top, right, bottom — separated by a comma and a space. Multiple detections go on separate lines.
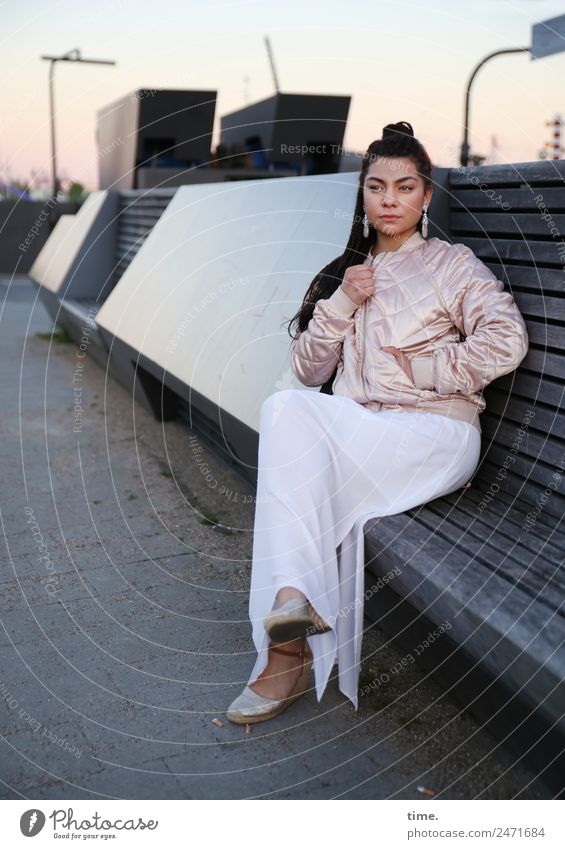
448, 161, 565, 520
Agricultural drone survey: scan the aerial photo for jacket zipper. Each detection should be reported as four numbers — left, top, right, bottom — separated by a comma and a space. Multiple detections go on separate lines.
357, 253, 386, 387
356, 299, 365, 382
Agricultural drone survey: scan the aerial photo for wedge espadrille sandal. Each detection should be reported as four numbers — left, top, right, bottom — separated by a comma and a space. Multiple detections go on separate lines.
227, 643, 313, 724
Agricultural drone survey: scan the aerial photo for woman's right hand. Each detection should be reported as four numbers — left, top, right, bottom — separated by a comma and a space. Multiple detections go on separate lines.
340, 264, 376, 306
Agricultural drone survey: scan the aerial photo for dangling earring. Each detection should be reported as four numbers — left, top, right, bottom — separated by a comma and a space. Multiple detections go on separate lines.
421, 204, 429, 239
362, 212, 369, 239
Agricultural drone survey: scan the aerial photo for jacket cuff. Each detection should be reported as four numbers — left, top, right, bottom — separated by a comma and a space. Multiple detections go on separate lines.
410, 354, 435, 390
326, 285, 359, 317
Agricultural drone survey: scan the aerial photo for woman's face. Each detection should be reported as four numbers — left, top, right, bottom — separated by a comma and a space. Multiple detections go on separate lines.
362, 156, 432, 239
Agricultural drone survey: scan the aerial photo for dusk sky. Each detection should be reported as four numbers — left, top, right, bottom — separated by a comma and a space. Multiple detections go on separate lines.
2, 0, 565, 190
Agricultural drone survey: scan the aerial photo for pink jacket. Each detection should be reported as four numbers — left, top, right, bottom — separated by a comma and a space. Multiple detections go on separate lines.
289, 230, 529, 432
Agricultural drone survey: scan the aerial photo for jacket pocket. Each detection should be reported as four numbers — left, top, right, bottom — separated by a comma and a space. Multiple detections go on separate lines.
409, 353, 435, 390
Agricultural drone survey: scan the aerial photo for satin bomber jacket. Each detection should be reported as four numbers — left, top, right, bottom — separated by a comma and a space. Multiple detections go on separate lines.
289, 230, 529, 432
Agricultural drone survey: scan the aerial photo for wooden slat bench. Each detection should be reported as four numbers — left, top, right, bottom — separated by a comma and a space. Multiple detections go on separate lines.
326, 161, 565, 794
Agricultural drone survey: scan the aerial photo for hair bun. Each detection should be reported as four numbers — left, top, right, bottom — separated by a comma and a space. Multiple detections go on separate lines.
382, 121, 414, 139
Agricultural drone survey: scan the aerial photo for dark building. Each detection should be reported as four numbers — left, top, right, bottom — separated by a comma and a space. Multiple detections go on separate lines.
96, 88, 216, 190
96, 89, 356, 191
220, 92, 351, 175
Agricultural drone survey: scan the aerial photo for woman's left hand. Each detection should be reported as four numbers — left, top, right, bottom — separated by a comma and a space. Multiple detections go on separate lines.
381, 346, 414, 382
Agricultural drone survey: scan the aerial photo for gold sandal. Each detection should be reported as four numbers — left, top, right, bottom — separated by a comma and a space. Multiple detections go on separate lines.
227, 643, 314, 724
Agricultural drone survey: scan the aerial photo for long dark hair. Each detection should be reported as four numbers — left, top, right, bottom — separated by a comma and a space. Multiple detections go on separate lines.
285, 120, 433, 338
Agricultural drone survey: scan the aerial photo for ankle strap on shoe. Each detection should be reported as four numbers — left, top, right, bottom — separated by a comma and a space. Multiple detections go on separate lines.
270, 644, 313, 659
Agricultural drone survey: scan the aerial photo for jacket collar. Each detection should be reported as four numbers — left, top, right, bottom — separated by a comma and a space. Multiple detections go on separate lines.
366, 230, 425, 263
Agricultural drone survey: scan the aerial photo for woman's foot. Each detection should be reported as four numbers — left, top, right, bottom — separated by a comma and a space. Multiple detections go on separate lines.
226, 640, 313, 724
248, 637, 307, 701
274, 586, 307, 606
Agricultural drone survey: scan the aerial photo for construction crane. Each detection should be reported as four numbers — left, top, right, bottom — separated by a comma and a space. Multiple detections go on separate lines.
264, 36, 280, 93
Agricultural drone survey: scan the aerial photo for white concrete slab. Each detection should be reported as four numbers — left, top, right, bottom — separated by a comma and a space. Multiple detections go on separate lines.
96, 172, 361, 430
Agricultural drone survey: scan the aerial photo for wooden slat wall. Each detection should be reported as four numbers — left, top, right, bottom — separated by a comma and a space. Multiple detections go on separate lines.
447, 162, 565, 520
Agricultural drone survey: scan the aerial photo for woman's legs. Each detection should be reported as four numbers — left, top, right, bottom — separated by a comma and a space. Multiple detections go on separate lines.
243, 388, 481, 708
244, 389, 349, 701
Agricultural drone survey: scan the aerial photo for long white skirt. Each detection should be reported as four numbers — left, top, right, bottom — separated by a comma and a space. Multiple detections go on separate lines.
246, 388, 482, 711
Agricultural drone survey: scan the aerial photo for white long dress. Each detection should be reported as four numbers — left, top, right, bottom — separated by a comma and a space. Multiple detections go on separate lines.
246, 388, 482, 710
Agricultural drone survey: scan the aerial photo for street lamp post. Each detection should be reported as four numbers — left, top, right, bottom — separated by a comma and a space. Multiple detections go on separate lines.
460, 14, 565, 167
40, 48, 116, 201
460, 47, 529, 167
